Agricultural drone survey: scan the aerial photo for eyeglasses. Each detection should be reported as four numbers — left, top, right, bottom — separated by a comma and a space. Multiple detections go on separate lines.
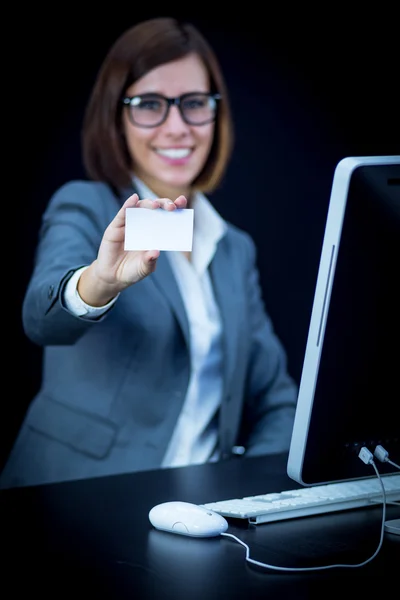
122, 92, 221, 128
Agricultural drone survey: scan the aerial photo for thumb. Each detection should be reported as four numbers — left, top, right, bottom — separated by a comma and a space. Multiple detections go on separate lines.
142, 251, 160, 275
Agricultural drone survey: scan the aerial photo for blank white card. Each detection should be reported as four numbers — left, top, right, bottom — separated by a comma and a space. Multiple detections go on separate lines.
124, 208, 194, 251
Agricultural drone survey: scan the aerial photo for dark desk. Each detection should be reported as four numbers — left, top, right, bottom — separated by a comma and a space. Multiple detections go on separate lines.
1, 453, 399, 598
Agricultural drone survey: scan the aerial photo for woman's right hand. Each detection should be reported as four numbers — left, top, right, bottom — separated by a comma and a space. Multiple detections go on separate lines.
77, 192, 187, 307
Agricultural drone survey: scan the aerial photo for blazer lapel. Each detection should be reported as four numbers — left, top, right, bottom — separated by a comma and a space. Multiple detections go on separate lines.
210, 240, 241, 395
152, 241, 241, 391
151, 252, 191, 349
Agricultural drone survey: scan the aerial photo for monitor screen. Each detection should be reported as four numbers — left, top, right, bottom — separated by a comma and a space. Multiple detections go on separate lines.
287, 156, 400, 486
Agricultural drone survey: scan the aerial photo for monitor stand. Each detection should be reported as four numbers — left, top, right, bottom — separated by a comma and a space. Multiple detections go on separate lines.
384, 518, 400, 536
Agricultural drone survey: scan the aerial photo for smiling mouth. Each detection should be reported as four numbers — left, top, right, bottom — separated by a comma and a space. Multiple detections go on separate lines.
156, 148, 192, 159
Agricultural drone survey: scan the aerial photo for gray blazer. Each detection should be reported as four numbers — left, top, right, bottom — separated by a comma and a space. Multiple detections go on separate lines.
1, 181, 297, 489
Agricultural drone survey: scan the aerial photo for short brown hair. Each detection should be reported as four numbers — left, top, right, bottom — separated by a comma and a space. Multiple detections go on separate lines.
82, 17, 234, 194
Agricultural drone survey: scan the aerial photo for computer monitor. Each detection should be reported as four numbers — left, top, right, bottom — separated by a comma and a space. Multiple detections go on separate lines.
287, 155, 400, 487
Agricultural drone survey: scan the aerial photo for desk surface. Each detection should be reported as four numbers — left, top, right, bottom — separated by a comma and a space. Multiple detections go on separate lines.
1, 453, 399, 599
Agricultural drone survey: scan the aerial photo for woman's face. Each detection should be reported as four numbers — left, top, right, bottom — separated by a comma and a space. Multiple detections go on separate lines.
122, 53, 215, 199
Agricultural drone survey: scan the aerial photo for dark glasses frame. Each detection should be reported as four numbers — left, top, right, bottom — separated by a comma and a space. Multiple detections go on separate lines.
122, 92, 221, 127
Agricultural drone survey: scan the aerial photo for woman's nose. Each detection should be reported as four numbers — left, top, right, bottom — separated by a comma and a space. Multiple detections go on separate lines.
163, 105, 190, 132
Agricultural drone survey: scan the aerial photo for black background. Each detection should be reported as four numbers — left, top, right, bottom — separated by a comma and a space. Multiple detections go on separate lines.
6, 5, 400, 469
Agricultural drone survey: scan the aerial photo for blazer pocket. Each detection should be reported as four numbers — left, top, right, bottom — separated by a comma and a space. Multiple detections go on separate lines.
27, 396, 118, 459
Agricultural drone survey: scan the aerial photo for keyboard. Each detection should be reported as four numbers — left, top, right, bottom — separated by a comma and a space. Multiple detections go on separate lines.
200, 473, 400, 525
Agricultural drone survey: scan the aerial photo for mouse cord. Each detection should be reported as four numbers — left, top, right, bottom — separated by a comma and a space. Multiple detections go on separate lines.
221, 455, 387, 572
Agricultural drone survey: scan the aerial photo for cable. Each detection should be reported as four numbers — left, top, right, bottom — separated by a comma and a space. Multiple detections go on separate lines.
374, 444, 400, 470
220, 447, 387, 572
388, 460, 400, 469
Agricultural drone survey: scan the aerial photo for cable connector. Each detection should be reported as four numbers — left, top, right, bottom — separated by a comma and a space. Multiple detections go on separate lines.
358, 446, 374, 465
374, 445, 389, 463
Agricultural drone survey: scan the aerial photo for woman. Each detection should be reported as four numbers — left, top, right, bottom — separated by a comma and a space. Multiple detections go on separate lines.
0, 17, 297, 489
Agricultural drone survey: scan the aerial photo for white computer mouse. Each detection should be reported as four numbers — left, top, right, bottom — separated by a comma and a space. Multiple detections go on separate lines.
384, 518, 400, 536
148, 501, 229, 537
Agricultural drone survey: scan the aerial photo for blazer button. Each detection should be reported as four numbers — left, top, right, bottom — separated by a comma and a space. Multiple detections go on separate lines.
48, 285, 54, 299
